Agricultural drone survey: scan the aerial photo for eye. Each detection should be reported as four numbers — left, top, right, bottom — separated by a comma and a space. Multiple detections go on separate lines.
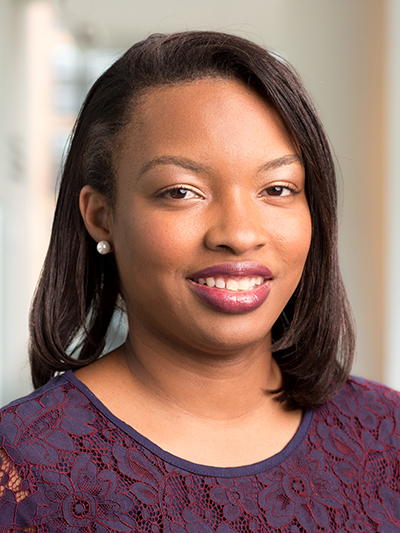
158, 186, 202, 200
259, 184, 298, 197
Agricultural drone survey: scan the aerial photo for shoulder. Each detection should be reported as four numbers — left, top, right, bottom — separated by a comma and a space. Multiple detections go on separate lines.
313, 376, 400, 448
348, 374, 400, 397
333, 375, 400, 414
0, 371, 83, 422
0, 372, 99, 463
0, 372, 106, 527
0, 373, 69, 435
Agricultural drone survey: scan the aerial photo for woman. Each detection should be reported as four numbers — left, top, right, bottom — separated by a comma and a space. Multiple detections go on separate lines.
0, 31, 399, 532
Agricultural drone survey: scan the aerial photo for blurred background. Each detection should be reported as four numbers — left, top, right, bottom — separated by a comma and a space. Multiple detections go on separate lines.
0, 0, 399, 406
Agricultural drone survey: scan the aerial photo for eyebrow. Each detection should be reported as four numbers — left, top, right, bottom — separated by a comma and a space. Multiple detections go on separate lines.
258, 154, 302, 172
138, 156, 212, 180
137, 153, 302, 180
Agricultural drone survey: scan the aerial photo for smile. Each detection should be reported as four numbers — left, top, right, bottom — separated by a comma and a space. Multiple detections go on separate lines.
192, 276, 265, 292
188, 263, 272, 314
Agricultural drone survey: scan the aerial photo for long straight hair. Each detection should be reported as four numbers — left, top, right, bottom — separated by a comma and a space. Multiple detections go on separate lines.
29, 31, 355, 409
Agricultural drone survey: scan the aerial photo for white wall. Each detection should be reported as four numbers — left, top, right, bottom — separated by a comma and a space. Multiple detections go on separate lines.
0, 0, 32, 405
384, 0, 400, 389
0, 0, 398, 405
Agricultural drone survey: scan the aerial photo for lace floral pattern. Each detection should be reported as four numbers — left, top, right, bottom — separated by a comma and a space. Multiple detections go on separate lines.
1, 373, 400, 532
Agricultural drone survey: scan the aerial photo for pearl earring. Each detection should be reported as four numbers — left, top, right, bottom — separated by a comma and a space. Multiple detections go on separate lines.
97, 240, 111, 255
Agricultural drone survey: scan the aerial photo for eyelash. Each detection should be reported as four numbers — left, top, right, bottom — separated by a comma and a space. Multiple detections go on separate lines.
157, 183, 300, 200
156, 186, 203, 200
259, 183, 300, 198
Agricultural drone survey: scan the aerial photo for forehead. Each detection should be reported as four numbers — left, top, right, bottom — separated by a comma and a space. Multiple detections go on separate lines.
120, 78, 296, 163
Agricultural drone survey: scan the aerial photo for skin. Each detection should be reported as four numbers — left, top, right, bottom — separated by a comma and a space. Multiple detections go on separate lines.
78, 78, 312, 467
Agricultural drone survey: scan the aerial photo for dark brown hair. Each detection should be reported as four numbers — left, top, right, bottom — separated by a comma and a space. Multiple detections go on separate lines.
29, 31, 355, 409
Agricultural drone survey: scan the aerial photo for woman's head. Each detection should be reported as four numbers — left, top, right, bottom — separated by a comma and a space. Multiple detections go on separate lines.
80, 77, 312, 369
30, 31, 354, 408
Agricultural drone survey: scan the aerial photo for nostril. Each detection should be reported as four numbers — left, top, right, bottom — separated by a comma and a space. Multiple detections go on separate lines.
204, 223, 267, 255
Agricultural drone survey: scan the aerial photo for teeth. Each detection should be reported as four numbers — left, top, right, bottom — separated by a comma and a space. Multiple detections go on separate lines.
238, 278, 250, 291
215, 278, 225, 289
195, 276, 265, 291
226, 279, 239, 291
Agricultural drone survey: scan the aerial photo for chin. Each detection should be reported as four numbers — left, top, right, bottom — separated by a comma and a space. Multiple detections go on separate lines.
173, 319, 273, 357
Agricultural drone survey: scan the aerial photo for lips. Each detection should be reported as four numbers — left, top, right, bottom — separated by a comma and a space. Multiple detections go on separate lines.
188, 262, 272, 314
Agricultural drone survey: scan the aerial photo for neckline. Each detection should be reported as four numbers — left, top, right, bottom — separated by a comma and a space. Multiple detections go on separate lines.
63, 369, 314, 478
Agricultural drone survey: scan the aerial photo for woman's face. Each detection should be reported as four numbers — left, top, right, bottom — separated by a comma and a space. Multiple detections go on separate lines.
109, 78, 312, 355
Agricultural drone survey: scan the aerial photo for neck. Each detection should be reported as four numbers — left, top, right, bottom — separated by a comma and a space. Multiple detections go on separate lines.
74, 324, 301, 468
119, 328, 282, 423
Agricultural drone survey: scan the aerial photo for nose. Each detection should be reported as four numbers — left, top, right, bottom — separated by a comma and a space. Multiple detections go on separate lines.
204, 194, 267, 255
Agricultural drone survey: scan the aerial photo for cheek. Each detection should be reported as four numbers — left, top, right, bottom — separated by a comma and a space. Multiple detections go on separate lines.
116, 211, 201, 275
270, 210, 312, 270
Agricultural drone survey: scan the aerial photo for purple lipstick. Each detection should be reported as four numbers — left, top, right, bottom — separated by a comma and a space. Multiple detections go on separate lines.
188, 262, 272, 314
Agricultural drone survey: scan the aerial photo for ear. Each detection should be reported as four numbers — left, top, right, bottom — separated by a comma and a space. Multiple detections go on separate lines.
79, 185, 113, 245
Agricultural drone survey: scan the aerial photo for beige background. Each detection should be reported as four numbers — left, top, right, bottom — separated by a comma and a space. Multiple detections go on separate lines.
1, 0, 399, 405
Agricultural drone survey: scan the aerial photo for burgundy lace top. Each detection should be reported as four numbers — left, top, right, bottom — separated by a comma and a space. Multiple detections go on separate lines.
0, 372, 399, 532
